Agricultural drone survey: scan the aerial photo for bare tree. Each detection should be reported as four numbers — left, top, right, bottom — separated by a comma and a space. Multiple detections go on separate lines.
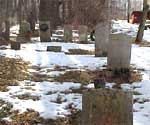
73, 0, 110, 29
127, 0, 131, 23
4, 0, 10, 41
135, 0, 149, 44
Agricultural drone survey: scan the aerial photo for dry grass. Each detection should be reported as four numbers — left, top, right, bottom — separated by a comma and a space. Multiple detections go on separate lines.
140, 41, 150, 47
14, 93, 40, 101
53, 70, 92, 84
65, 49, 94, 55
0, 99, 13, 119
0, 56, 30, 92
30, 72, 51, 82
53, 68, 142, 85
11, 109, 41, 124
131, 38, 150, 47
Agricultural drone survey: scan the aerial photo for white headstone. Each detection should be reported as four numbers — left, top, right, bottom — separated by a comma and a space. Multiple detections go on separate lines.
107, 33, 132, 69
79, 25, 88, 43
95, 22, 110, 57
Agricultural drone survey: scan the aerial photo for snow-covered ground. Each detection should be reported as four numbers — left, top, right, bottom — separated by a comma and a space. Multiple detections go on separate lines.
0, 20, 150, 124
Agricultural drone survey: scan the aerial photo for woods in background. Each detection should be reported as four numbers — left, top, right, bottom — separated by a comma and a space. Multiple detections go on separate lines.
0, 0, 145, 43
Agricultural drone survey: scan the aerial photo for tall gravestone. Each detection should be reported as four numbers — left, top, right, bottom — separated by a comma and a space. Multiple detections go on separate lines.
17, 21, 31, 43
82, 89, 133, 125
79, 25, 88, 43
64, 25, 72, 42
95, 22, 110, 57
39, 0, 51, 42
95, 0, 110, 57
107, 33, 131, 69
39, 21, 51, 42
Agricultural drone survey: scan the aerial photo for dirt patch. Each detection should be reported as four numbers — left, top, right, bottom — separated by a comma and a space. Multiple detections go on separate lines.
65, 49, 94, 55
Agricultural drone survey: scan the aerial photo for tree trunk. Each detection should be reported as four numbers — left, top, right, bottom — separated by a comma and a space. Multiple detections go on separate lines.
31, 0, 37, 32
39, 0, 51, 42
0, 0, 4, 40
0, 0, 3, 40
127, 0, 131, 23
135, 0, 149, 44
18, 0, 23, 29
4, 0, 10, 41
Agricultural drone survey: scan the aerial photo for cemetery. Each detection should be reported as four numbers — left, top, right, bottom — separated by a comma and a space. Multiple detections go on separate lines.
0, 0, 150, 125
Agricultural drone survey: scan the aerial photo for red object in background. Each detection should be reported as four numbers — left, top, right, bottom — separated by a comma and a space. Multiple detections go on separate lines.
131, 11, 142, 24
131, 10, 150, 24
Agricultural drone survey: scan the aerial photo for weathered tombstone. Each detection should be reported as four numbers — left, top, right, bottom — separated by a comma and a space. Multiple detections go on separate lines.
82, 89, 133, 125
17, 21, 31, 43
39, 0, 52, 42
79, 25, 88, 43
95, 22, 110, 57
39, 21, 51, 42
64, 25, 72, 42
11, 42, 21, 50
107, 33, 131, 69
94, 78, 106, 89
47, 46, 62, 52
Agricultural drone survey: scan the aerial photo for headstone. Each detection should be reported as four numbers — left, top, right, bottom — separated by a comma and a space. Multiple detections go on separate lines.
82, 89, 133, 125
64, 25, 72, 42
47, 46, 62, 52
94, 78, 106, 89
95, 22, 110, 57
107, 33, 131, 69
11, 42, 21, 50
79, 25, 88, 43
39, 21, 51, 42
17, 21, 31, 43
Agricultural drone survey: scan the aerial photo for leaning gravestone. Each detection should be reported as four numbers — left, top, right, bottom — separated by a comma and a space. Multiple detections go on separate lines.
79, 25, 88, 43
64, 25, 72, 42
39, 21, 51, 42
107, 33, 131, 69
95, 22, 110, 57
82, 89, 133, 125
17, 21, 31, 43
